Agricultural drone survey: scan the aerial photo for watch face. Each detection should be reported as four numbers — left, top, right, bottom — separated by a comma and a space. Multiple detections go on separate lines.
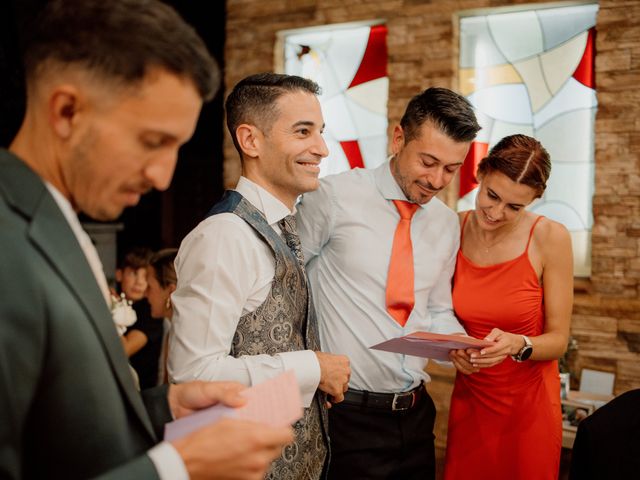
519, 346, 533, 361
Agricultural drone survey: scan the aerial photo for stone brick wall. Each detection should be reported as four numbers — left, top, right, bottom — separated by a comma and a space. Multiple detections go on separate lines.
575, 0, 640, 398
225, 0, 640, 446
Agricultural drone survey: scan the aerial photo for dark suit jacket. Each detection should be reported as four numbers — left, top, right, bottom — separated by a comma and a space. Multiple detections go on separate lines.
0, 150, 172, 479
569, 388, 640, 479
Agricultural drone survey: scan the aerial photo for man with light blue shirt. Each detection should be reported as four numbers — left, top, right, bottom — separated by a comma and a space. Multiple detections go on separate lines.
297, 87, 481, 479
170, 73, 351, 480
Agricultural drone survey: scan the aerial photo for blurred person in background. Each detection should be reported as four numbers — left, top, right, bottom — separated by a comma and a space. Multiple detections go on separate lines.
145, 248, 178, 385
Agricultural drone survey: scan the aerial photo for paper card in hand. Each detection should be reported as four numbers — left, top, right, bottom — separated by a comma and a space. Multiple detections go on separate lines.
164, 370, 303, 441
370, 331, 494, 361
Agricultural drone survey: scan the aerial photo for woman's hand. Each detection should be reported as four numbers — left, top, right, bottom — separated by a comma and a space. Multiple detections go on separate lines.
449, 348, 480, 375
468, 328, 525, 368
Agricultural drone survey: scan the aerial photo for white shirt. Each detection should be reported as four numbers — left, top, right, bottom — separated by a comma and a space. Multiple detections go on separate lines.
296, 161, 465, 393
169, 177, 321, 406
46, 184, 112, 307
45, 183, 188, 480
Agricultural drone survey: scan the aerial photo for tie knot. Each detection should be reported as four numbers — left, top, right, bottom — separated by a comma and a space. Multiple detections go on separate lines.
392, 200, 420, 220
279, 215, 298, 235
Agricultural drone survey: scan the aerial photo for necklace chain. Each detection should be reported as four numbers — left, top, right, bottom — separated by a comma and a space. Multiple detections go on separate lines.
473, 213, 520, 253
479, 234, 507, 253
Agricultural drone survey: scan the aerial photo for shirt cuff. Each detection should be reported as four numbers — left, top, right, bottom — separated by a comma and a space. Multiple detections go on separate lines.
278, 349, 321, 407
148, 442, 189, 480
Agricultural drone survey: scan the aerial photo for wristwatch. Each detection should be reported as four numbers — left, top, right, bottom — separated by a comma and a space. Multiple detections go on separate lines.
511, 335, 533, 362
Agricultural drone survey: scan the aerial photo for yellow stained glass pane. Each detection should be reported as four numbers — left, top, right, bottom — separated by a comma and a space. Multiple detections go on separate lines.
459, 64, 522, 96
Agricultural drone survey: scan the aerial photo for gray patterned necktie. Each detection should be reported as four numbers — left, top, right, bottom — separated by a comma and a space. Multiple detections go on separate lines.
278, 215, 306, 272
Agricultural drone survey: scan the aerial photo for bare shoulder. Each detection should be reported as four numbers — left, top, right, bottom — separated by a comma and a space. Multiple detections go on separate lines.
532, 216, 572, 256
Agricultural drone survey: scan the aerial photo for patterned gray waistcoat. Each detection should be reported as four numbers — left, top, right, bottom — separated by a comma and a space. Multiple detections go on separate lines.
207, 190, 329, 480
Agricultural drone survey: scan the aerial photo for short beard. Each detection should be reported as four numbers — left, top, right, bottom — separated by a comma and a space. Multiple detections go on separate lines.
67, 127, 116, 220
391, 155, 419, 203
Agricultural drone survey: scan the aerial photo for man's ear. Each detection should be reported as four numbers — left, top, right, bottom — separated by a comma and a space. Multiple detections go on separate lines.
49, 85, 82, 140
235, 124, 262, 159
115, 268, 123, 283
391, 125, 405, 156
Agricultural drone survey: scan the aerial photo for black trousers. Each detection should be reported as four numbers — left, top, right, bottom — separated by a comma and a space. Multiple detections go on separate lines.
327, 389, 436, 480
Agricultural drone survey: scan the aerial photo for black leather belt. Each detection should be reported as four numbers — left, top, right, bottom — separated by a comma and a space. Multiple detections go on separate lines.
342, 383, 426, 411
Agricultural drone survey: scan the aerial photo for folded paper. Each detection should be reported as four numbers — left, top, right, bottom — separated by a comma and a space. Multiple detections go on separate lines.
164, 370, 303, 441
370, 331, 494, 361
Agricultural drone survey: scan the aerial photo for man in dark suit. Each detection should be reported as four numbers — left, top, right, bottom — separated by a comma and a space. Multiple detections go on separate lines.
569, 388, 640, 479
0, 1, 292, 479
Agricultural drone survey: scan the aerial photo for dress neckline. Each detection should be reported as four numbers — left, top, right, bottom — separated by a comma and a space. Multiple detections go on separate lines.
458, 210, 543, 275
458, 247, 528, 270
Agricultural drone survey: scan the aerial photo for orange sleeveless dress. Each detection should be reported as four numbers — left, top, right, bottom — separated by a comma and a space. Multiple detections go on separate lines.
444, 213, 561, 480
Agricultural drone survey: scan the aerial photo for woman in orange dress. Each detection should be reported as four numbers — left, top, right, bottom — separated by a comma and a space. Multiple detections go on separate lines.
444, 134, 573, 480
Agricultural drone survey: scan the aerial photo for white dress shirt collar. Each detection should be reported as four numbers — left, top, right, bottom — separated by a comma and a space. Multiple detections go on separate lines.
374, 158, 426, 208
45, 182, 112, 307
235, 176, 295, 226
45, 182, 86, 242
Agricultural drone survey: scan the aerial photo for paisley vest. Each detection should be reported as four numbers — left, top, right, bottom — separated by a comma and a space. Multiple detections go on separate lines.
207, 190, 329, 479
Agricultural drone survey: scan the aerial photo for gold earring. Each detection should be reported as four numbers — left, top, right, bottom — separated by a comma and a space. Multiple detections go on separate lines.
165, 296, 171, 310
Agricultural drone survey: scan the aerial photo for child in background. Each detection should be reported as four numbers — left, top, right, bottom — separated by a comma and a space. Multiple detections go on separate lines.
115, 247, 164, 389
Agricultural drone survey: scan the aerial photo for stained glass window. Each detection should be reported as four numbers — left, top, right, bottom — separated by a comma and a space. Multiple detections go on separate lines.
280, 22, 389, 178
458, 3, 598, 276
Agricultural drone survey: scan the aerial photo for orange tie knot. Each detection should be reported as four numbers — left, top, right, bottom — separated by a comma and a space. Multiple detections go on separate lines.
392, 200, 420, 220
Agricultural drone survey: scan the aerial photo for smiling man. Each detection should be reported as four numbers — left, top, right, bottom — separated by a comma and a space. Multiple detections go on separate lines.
296, 87, 481, 480
169, 73, 351, 480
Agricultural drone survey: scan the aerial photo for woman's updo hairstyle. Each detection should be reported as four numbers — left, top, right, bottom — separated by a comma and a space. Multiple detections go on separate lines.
476, 134, 551, 198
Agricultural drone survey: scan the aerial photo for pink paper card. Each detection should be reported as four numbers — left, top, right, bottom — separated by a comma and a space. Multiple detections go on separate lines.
164, 370, 303, 441
236, 370, 303, 427
370, 331, 494, 361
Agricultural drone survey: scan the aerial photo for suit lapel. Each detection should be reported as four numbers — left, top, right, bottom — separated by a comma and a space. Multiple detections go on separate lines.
0, 152, 156, 441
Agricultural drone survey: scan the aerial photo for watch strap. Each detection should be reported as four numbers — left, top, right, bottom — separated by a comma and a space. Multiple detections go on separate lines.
511, 335, 533, 362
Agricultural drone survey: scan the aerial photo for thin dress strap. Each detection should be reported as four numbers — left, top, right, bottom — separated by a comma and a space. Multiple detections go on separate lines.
525, 215, 544, 251
460, 210, 472, 243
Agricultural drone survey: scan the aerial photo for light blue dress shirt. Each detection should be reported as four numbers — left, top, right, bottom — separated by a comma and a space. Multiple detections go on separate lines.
297, 161, 465, 393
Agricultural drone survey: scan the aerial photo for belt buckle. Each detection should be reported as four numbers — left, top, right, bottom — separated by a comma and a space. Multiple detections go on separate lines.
391, 391, 415, 411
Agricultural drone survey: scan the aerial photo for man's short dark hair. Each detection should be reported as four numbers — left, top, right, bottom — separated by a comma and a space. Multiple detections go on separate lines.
23, 0, 219, 100
225, 72, 321, 155
400, 87, 480, 143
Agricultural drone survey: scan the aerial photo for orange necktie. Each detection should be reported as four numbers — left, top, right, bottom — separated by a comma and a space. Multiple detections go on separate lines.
386, 200, 420, 326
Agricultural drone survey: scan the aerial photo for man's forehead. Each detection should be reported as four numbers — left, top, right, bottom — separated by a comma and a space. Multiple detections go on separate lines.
409, 131, 470, 165
276, 90, 319, 107
275, 91, 322, 122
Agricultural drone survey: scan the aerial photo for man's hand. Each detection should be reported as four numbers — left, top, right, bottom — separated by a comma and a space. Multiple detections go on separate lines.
168, 381, 294, 479
168, 381, 246, 419
315, 352, 350, 404
172, 418, 294, 480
